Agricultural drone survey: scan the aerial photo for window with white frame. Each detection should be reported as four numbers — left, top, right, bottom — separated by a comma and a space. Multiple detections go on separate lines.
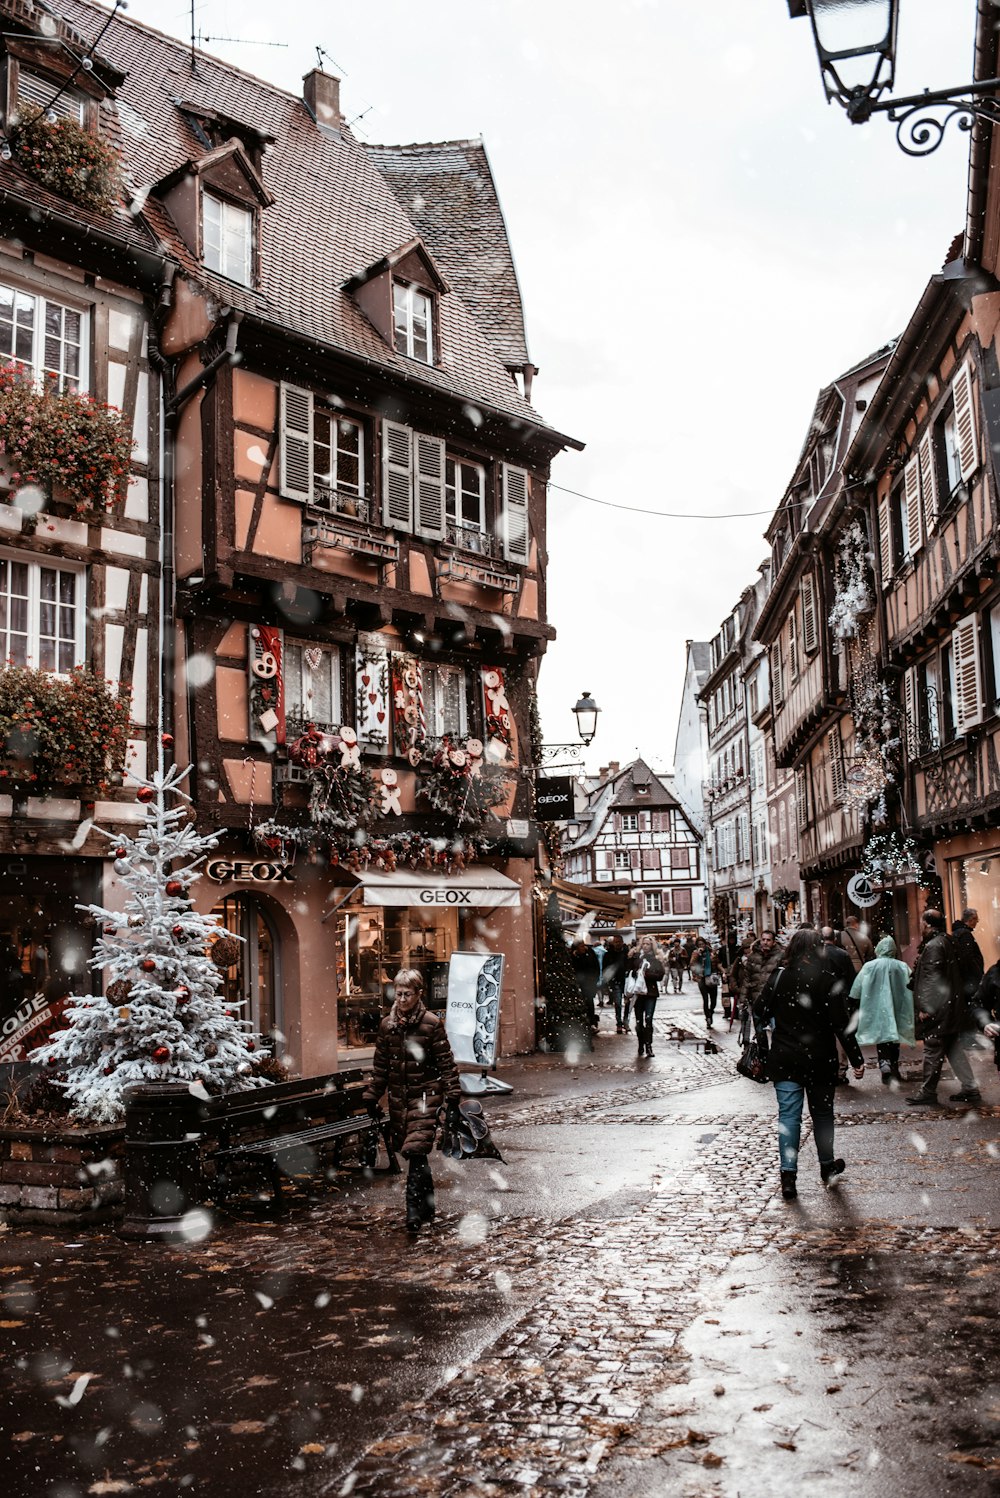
423, 663, 468, 741
203, 192, 253, 286
0, 553, 84, 672
621, 812, 639, 832
613, 850, 631, 871
445, 457, 486, 548
313, 408, 365, 514
393, 281, 433, 363
283, 641, 342, 732
0, 281, 86, 393
644, 890, 663, 915
16, 69, 87, 126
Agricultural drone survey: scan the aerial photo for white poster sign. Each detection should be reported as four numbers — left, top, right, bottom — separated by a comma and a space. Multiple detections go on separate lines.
446, 951, 504, 1067
847, 872, 881, 909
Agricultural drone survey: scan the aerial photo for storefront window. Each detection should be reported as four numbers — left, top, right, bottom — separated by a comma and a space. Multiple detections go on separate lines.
211, 894, 281, 1053
953, 853, 1000, 971
338, 901, 469, 1052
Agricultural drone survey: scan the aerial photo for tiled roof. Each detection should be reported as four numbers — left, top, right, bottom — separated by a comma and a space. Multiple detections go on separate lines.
28, 0, 560, 435
365, 139, 530, 372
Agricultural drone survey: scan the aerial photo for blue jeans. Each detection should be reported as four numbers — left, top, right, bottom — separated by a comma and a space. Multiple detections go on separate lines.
607, 981, 625, 1027
774, 1079, 836, 1173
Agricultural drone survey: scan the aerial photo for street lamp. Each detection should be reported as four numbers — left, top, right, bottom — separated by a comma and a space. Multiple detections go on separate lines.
789, 0, 1000, 154
572, 691, 600, 747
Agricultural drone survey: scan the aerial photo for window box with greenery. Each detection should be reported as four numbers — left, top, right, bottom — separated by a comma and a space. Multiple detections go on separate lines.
11, 106, 120, 215
0, 665, 131, 794
0, 365, 133, 522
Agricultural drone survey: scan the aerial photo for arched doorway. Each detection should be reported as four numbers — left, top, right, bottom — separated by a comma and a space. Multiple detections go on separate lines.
211, 894, 283, 1054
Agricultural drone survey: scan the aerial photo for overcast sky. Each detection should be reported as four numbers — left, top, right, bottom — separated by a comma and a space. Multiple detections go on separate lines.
126, 0, 973, 773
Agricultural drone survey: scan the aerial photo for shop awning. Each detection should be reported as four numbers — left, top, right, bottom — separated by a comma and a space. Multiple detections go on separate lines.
354, 867, 522, 908
550, 875, 634, 924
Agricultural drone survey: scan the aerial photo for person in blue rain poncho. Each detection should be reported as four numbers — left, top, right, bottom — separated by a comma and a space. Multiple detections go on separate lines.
849, 935, 915, 1087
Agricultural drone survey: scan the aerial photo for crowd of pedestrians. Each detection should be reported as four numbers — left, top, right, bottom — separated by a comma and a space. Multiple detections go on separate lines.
568, 907, 1000, 1201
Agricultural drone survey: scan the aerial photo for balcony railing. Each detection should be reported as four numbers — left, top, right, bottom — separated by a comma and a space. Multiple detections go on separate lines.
303, 507, 399, 566
442, 522, 499, 559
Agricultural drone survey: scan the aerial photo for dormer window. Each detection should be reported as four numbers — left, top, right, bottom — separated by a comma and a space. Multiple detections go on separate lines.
16, 69, 87, 127
203, 191, 252, 286
393, 281, 433, 363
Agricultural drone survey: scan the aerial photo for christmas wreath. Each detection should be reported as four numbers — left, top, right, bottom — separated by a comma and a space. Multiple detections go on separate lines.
418, 737, 509, 828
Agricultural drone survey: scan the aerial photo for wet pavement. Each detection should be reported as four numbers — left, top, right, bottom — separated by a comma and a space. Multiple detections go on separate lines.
4, 983, 1000, 1496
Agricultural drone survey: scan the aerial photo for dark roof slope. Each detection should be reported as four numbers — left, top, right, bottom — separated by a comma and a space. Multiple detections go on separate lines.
39, 0, 558, 434
365, 139, 530, 372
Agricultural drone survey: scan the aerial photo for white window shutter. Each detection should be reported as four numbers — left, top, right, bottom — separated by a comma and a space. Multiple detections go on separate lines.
953, 613, 983, 735
801, 574, 819, 655
917, 428, 938, 535
771, 645, 784, 705
279, 382, 313, 502
382, 421, 413, 531
414, 432, 446, 539
501, 464, 530, 564
878, 491, 893, 582
904, 454, 922, 556
903, 666, 918, 757
953, 361, 978, 481
828, 727, 846, 803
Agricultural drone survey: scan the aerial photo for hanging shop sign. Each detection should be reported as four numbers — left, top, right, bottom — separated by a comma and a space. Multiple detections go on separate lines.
846, 872, 881, 909
534, 775, 575, 821
205, 859, 295, 884
446, 951, 504, 1067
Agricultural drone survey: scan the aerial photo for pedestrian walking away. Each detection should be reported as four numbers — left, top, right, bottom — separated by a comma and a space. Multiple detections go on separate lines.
822, 925, 862, 1085
849, 935, 915, 1085
628, 936, 664, 1058
908, 909, 982, 1106
363, 969, 462, 1233
571, 940, 601, 1033
839, 914, 875, 974
603, 933, 628, 1033
753, 926, 865, 1200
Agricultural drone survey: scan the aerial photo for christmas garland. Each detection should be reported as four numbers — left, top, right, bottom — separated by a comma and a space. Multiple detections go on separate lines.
417, 737, 509, 827
254, 821, 504, 874
307, 761, 379, 831
860, 832, 929, 888
829, 519, 874, 651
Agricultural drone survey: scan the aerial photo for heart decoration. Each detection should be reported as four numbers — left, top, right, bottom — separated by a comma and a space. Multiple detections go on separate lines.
368, 692, 377, 705
304, 646, 323, 672
376, 710, 386, 723
361, 674, 371, 687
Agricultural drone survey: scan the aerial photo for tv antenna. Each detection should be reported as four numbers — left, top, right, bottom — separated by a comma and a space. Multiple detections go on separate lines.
190, 2, 287, 72
315, 45, 349, 75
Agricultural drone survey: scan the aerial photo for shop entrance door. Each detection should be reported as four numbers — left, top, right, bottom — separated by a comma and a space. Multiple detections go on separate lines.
211, 895, 282, 1054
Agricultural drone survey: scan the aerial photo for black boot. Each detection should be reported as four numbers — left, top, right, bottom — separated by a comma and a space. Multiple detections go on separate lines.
780, 1170, 797, 1200
405, 1162, 424, 1232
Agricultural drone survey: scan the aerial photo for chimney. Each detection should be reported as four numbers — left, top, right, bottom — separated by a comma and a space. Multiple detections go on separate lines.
608, 760, 620, 777
303, 69, 343, 129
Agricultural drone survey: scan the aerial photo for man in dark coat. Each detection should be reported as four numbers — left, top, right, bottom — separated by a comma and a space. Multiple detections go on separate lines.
908, 910, 980, 1106
571, 941, 601, 1031
365, 969, 461, 1231
823, 926, 861, 1085
951, 907, 985, 1006
739, 931, 781, 1046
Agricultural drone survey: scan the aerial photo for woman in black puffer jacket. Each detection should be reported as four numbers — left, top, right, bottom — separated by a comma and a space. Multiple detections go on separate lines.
364, 969, 461, 1232
753, 927, 864, 1201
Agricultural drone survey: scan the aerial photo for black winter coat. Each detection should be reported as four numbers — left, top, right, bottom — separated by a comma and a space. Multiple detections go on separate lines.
913, 930, 966, 1034
754, 956, 864, 1086
364, 999, 461, 1157
951, 921, 985, 1005
628, 952, 665, 998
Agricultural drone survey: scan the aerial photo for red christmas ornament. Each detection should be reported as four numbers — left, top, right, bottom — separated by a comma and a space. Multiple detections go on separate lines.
172, 925, 184, 937
165, 880, 184, 896
175, 986, 191, 1003
152, 1045, 170, 1063
136, 786, 155, 804
114, 846, 128, 858
161, 733, 174, 748
104, 1065, 114, 1076
140, 958, 156, 972
246, 1039, 256, 1052
104, 925, 118, 936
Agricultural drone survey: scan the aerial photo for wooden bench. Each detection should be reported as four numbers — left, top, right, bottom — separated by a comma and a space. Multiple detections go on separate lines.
204, 1068, 399, 1208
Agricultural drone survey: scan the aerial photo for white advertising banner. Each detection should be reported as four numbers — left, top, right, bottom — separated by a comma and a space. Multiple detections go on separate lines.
359, 869, 521, 908
446, 951, 504, 1067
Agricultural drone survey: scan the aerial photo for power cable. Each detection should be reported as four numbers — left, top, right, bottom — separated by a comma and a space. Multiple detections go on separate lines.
546, 479, 813, 522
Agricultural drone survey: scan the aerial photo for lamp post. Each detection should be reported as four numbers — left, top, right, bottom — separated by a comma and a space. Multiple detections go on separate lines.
789, 0, 1000, 154
536, 691, 601, 769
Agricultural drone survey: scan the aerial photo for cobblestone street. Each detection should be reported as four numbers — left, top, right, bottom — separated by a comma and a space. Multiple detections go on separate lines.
5, 993, 1000, 1497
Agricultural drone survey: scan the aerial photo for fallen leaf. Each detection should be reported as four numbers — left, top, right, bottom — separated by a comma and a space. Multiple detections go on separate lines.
300, 1443, 325, 1455
244, 1376, 277, 1388
0, 1320, 25, 1328
228, 1421, 267, 1435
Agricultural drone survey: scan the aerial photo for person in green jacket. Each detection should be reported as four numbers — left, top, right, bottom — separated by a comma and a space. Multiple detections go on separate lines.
849, 935, 915, 1086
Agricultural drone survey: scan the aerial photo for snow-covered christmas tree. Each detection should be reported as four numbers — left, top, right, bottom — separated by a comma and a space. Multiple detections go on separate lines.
33, 763, 264, 1123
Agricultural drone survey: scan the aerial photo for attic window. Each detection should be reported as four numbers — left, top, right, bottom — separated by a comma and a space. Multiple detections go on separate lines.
16, 69, 87, 128
393, 281, 433, 363
203, 191, 252, 286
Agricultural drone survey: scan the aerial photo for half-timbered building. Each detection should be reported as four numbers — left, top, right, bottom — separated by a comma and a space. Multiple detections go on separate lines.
562, 759, 704, 938
0, 0, 163, 1053
752, 344, 894, 933
3, 0, 581, 1068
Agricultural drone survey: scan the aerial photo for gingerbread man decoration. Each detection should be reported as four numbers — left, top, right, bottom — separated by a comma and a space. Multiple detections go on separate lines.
338, 726, 361, 771
465, 738, 484, 779
483, 669, 509, 718
379, 766, 402, 816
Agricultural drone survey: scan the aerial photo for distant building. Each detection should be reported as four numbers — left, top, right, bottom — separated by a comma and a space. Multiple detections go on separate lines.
562, 758, 704, 937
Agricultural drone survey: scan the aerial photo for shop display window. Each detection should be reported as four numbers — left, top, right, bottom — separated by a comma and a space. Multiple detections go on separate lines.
210, 894, 281, 1053
952, 852, 1000, 971
338, 902, 465, 1052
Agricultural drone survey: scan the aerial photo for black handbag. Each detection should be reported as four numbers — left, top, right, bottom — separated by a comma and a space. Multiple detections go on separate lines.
736, 1036, 771, 1084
